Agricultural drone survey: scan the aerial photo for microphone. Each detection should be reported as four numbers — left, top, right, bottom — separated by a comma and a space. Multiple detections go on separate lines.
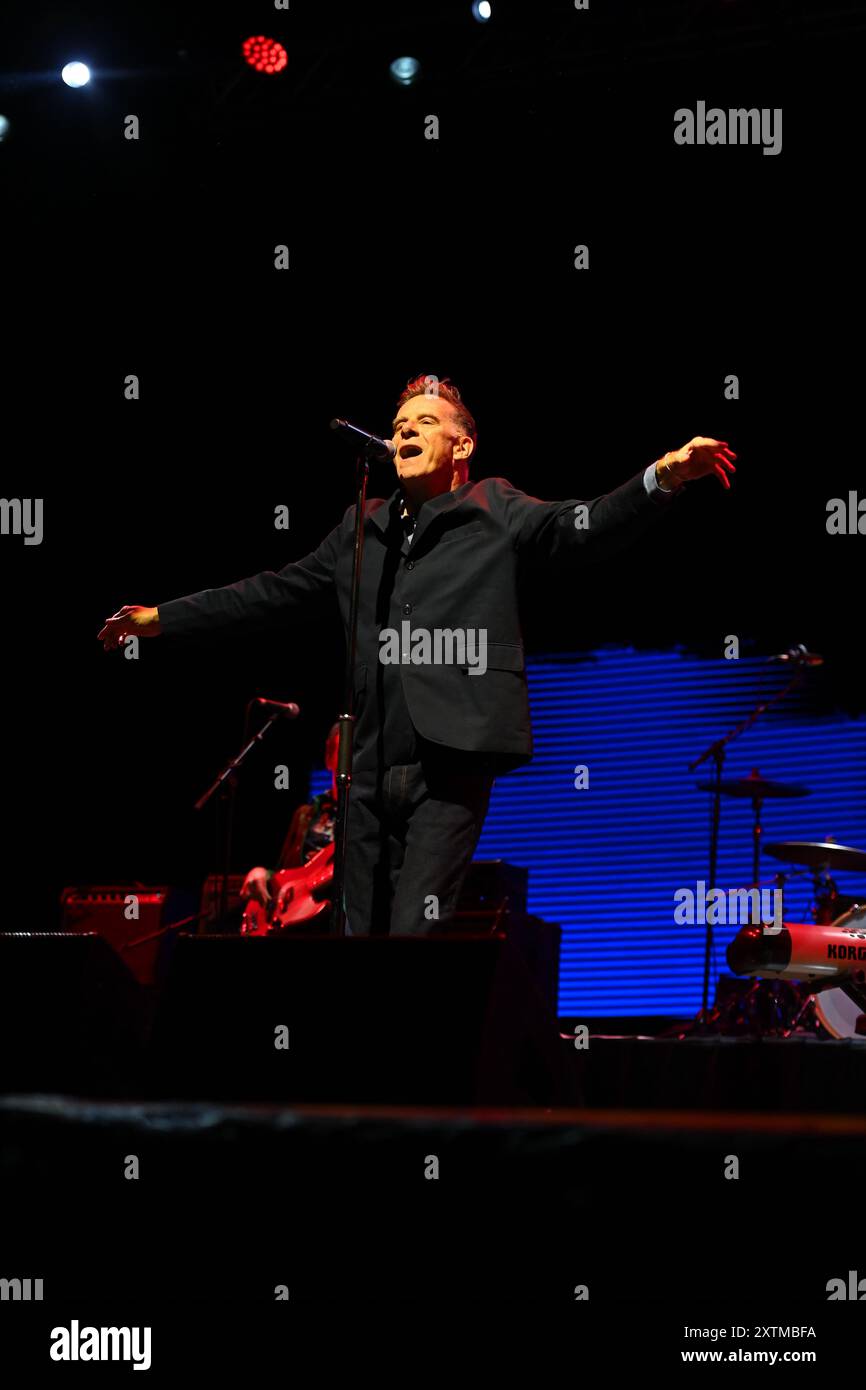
330, 418, 396, 460
254, 698, 300, 718
768, 645, 824, 667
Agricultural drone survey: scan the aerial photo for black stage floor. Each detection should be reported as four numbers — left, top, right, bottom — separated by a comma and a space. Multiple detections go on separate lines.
575, 1032, 866, 1111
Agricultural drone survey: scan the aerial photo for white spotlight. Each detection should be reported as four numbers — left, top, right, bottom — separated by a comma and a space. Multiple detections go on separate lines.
0, 115, 10, 142
471, 1, 492, 20
389, 56, 420, 87
61, 62, 91, 88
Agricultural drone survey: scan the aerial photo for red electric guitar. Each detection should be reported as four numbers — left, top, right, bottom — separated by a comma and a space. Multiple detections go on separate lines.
240, 842, 335, 935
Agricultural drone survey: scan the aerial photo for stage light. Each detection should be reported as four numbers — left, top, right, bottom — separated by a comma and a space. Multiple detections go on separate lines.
0, 115, 10, 143
242, 35, 288, 75
61, 62, 91, 88
472, 1, 492, 20
389, 56, 420, 87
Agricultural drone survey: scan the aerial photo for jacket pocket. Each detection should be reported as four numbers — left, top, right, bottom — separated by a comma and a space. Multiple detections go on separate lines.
436, 521, 484, 546
465, 642, 524, 672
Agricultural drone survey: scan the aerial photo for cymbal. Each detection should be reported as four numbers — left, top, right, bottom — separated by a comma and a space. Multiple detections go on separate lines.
764, 841, 866, 874
696, 773, 810, 799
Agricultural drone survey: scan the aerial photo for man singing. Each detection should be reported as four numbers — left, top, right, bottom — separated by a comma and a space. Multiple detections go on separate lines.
98, 374, 736, 936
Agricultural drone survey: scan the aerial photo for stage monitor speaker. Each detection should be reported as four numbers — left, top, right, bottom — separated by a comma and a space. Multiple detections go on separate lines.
149, 930, 576, 1106
456, 859, 528, 919
0, 932, 147, 1093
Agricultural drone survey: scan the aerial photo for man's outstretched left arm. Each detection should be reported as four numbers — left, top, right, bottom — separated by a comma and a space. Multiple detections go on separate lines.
496, 437, 737, 563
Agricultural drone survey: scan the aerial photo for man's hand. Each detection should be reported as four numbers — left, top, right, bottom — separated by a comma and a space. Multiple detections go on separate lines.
98, 605, 161, 651
241, 866, 272, 908
656, 438, 737, 491
274, 880, 295, 919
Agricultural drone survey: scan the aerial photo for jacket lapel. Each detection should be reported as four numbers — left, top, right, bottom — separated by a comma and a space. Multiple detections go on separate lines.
366, 483, 473, 553
407, 483, 473, 551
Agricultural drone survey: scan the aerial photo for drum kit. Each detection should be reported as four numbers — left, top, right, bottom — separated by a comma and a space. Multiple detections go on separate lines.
700, 770, 866, 1038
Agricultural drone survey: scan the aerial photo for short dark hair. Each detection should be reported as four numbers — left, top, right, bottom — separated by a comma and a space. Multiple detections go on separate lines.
394, 374, 478, 459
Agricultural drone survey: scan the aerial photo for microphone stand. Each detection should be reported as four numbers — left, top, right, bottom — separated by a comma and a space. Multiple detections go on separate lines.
687, 665, 807, 1027
330, 444, 374, 936
194, 704, 293, 930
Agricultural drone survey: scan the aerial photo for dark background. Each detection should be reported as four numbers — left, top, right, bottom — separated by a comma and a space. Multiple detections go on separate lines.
1, 0, 863, 929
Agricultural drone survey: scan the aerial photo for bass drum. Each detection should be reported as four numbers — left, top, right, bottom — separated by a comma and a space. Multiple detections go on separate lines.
813, 987, 865, 1039
812, 903, 866, 1037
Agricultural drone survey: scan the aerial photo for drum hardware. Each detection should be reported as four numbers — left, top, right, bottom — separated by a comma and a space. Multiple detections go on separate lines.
687, 657, 815, 1025
682, 856, 811, 1038
810, 904, 866, 1038
687, 850, 866, 1039
696, 774, 811, 800
755, 843, 866, 1035
761, 840, 863, 929
725, 904, 866, 1039
812, 870, 859, 927
714, 976, 817, 1039
764, 840, 866, 875
694, 770, 812, 920
670, 973, 804, 1042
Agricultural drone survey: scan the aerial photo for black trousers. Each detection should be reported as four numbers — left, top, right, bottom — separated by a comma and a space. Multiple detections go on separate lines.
343, 745, 496, 936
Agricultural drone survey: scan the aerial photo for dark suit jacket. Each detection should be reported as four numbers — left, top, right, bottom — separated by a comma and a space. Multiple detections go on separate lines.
158, 471, 669, 768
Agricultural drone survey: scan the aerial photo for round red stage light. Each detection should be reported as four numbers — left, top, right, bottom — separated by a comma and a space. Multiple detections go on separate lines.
242, 35, 288, 75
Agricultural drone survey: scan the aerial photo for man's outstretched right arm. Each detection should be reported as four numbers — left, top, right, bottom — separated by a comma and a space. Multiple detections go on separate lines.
98, 513, 346, 651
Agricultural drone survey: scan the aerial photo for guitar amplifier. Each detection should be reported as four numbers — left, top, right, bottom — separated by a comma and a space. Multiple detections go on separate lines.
60, 885, 190, 986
